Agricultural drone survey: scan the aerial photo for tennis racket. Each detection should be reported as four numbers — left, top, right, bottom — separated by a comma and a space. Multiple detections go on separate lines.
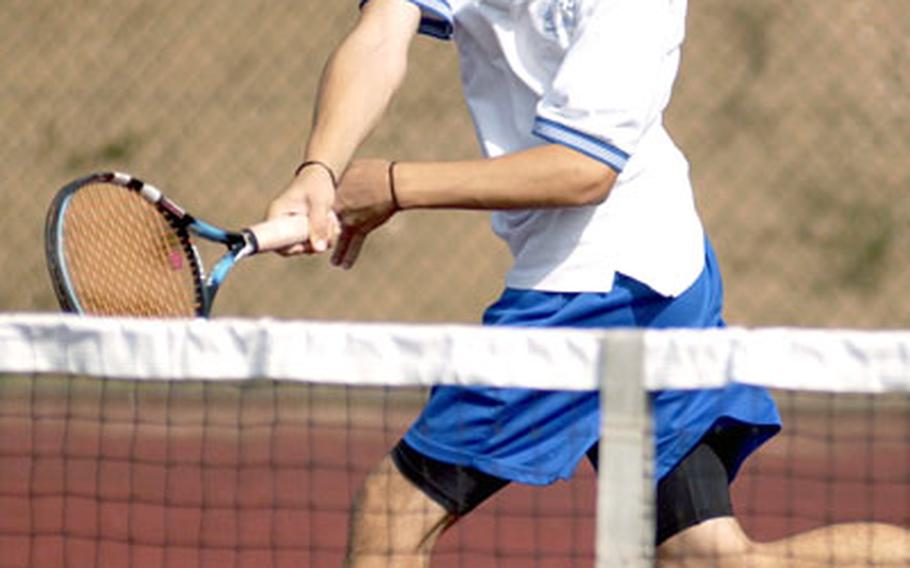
45, 171, 309, 317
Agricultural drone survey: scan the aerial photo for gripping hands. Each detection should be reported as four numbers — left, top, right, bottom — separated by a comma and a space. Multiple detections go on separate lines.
265, 158, 400, 269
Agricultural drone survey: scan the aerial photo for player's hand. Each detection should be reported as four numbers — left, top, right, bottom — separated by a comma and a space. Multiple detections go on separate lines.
332, 158, 399, 269
265, 165, 340, 256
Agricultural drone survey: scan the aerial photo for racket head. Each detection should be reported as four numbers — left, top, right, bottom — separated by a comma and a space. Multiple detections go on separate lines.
45, 172, 207, 317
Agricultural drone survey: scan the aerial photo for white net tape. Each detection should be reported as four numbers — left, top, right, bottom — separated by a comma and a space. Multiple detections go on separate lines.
3, 313, 909, 394
1, 313, 908, 568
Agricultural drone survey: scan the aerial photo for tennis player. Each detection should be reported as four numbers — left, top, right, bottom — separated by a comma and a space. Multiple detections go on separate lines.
266, 1, 910, 566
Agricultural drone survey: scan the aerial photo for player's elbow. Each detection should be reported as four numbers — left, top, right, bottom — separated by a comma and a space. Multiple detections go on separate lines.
548, 145, 618, 207
567, 165, 618, 207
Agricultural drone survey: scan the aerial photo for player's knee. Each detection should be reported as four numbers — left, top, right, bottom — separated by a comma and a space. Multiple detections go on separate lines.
657, 517, 754, 567
347, 477, 399, 561
348, 457, 452, 555
349, 465, 393, 532
351, 458, 405, 516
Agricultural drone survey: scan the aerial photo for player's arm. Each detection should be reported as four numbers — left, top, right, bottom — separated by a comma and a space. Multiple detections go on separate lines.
265, 0, 421, 253
335, 145, 617, 228
331, 146, 618, 268
393, 145, 618, 209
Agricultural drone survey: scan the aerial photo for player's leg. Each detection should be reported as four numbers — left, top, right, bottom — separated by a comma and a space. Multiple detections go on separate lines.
660, 518, 910, 567
653, 436, 910, 567
345, 440, 510, 568
652, 437, 756, 567
745, 523, 910, 567
345, 455, 452, 568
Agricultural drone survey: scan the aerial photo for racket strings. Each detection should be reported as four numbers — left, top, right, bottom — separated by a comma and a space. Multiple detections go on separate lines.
62, 183, 203, 316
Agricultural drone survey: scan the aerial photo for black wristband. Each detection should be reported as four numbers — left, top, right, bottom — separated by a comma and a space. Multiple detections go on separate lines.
294, 160, 338, 187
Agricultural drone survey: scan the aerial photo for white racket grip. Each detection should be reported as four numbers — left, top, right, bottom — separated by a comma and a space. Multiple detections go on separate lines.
247, 216, 310, 253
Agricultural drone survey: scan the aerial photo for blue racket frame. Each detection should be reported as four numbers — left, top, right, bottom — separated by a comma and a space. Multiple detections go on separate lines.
45, 172, 258, 317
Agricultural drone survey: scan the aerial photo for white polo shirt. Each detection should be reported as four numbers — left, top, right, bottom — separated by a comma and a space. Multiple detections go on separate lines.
372, 0, 705, 296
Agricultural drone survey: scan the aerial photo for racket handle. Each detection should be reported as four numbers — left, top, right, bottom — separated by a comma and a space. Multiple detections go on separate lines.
246, 216, 310, 253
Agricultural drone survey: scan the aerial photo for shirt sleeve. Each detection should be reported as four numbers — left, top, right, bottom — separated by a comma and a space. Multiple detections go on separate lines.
359, 0, 454, 40
531, 0, 686, 173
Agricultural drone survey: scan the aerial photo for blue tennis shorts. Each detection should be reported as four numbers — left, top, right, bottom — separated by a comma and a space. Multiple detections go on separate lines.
402, 240, 781, 485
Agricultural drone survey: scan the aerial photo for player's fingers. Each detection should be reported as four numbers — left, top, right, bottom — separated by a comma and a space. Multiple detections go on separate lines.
263, 192, 308, 257
328, 211, 342, 248
277, 214, 339, 257
339, 232, 367, 270
307, 200, 335, 253
275, 241, 307, 257
331, 225, 354, 266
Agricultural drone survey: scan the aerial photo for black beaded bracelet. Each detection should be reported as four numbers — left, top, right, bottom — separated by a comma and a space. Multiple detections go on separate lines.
388, 161, 402, 211
294, 160, 338, 187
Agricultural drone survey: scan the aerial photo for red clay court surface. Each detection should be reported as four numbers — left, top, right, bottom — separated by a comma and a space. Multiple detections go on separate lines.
0, 380, 906, 567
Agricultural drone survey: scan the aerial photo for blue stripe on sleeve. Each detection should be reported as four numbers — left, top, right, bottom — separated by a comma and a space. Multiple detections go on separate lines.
411, 0, 454, 39
359, 0, 454, 40
532, 117, 630, 173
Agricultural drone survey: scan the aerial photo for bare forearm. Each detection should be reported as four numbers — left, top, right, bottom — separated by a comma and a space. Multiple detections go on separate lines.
266, 0, 419, 252
392, 145, 619, 210
304, 1, 418, 174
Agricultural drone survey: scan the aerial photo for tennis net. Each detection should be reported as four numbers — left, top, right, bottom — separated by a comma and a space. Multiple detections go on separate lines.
0, 314, 907, 567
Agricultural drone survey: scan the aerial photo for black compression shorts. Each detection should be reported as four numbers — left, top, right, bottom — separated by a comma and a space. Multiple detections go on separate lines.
391, 426, 745, 545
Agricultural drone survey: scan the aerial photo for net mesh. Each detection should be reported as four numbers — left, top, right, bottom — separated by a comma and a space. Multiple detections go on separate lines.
50, 182, 200, 317
735, 391, 909, 541
0, 315, 907, 567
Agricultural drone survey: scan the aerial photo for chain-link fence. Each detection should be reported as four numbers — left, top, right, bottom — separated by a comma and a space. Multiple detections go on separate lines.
1, 1, 907, 327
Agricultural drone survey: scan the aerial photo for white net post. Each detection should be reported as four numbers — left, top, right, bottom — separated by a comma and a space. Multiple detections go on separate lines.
596, 330, 655, 568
